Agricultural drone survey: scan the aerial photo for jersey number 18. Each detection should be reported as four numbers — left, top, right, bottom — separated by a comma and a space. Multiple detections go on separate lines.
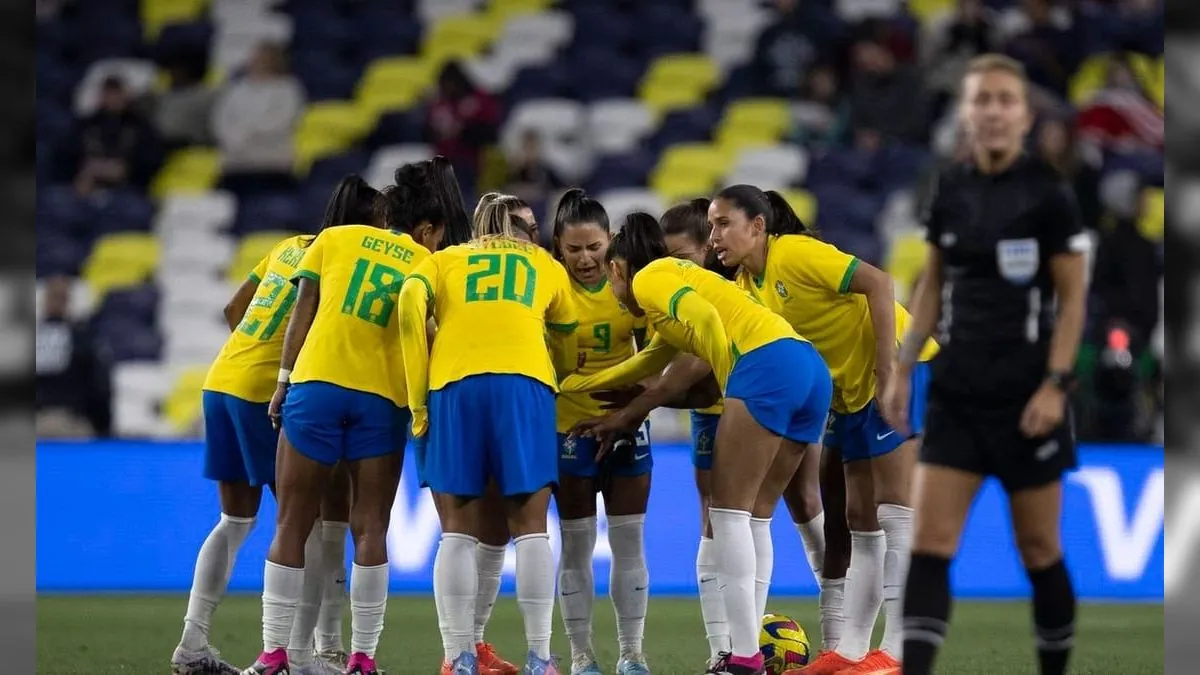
342, 258, 404, 327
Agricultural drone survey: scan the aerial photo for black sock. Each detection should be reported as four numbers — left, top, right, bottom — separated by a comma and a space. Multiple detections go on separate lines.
902, 553, 952, 675
1028, 559, 1076, 675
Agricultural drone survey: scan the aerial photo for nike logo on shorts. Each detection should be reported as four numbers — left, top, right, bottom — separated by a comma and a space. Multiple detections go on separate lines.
876, 430, 896, 441
633, 452, 649, 461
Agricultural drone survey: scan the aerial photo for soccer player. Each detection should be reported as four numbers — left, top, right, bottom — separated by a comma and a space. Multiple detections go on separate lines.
398, 198, 579, 675
245, 158, 461, 675
550, 189, 652, 675
171, 176, 378, 675
880, 55, 1089, 675
709, 185, 937, 674
561, 213, 832, 675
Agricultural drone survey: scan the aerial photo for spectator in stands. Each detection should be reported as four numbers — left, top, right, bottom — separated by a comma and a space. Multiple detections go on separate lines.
1076, 55, 1165, 154
750, 0, 842, 98
35, 277, 112, 439
1091, 183, 1161, 355
153, 58, 216, 149
848, 37, 929, 145
426, 61, 500, 199
1036, 116, 1101, 227
1002, 0, 1082, 98
925, 0, 998, 100
56, 75, 163, 196
504, 129, 562, 211
789, 64, 850, 148
212, 41, 305, 196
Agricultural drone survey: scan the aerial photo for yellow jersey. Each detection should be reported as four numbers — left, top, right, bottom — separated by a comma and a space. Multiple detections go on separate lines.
399, 238, 579, 433
204, 235, 309, 402
737, 234, 938, 414
561, 257, 801, 396
556, 277, 647, 432
290, 225, 430, 407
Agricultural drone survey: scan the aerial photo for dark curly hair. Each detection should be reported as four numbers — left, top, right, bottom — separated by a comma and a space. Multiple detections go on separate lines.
378, 156, 469, 239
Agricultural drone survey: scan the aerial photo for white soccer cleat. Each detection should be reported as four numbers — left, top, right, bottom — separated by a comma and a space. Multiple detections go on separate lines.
170, 645, 242, 674
293, 659, 343, 675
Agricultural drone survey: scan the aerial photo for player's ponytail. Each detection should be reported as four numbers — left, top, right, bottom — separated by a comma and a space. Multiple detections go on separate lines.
552, 188, 610, 259
764, 190, 817, 238
380, 157, 466, 239
606, 211, 667, 276
475, 193, 535, 240
429, 155, 471, 247
310, 174, 380, 246
473, 197, 532, 242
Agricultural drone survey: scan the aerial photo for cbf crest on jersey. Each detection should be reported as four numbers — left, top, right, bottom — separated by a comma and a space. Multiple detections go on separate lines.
996, 238, 1039, 285
775, 280, 789, 299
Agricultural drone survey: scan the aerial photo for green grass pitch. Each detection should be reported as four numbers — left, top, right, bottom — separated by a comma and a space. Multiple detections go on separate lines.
37, 595, 1161, 674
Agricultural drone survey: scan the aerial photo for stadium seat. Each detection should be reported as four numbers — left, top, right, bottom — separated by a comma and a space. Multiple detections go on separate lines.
356, 57, 437, 118
727, 145, 810, 190
422, 13, 503, 68
160, 229, 235, 275
210, 11, 295, 75
502, 99, 591, 181
500, 11, 574, 50
1139, 187, 1164, 242
150, 147, 222, 200
488, 0, 553, 21
229, 231, 297, 283
163, 366, 209, 433
155, 192, 238, 234
639, 54, 721, 114
777, 189, 819, 227
884, 229, 928, 305
82, 233, 160, 299
140, 0, 209, 40
163, 316, 233, 365
367, 144, 434, 189
112, 361, 172, 437
836, 0, 904, 23
94, 190, 155, 235
74, 58, 158, 115
417, 0, 483, 24
597, 188, 666, 223
907, 0, 955, 25
587, 100, 656, 156
292, 101, 375, 174
1069, 52, 1162, 107
650, 143, 731, 201
702, 9, 770, 70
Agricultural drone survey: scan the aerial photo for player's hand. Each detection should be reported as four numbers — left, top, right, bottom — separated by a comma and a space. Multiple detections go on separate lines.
1020, 382, 1065, 438
268, 383, 288, 431
410, 408, 429, 438
590, 385, 646, 410
879, 372, 911, 437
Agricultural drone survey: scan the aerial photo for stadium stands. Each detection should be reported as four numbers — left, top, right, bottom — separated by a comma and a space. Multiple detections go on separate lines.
36, 0, 1165, 438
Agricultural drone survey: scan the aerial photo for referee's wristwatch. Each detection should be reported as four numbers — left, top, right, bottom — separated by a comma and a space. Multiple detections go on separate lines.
1045, 370, 1076, 393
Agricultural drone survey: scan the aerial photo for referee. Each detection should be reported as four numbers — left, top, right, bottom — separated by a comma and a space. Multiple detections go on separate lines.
880, 54, 1090, 675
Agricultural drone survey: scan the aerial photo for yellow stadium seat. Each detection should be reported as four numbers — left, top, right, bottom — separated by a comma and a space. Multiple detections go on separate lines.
908, 0, 955, 25
357, 57, 437, 117
83, 233, 160, 299
229, 232, 298, 284
653, 168, 719, 204
777, 189, 818, 227
1138, 187, 1164, 242
723, 99, 791, 134
716, 127, 783, 154
885, 230, 929, 306
651, 143, 732, 200
293, 102, 374, 173
423, 14, 502, 68
640, 81, 708, 115
163, 367, 208, 432
641, 53, 721, 92
150, 147, 221, 200
488, 0, 552, 20
1070, 52, 1163, 108
141, 0, 207, 40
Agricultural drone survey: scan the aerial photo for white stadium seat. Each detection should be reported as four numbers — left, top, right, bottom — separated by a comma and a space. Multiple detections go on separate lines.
728, 145, 810, 189
367, 144, 434, 190
503, 99, 592, 182
597, 188, 666, 223
74, 59, 158, 116
155, 192, 238, 234
112, 362, 173, 438
159, 231, 235, 275
501, 11, 574, 50
418, 0, 483, 24
587, 100, 656, 156
835, 0, 903, 23
210, 12, 294, 74
702, 10, 770, 70
163, 317, 230, 366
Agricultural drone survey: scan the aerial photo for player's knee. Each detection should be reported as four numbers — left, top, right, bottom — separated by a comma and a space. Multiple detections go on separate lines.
1014, 530, 1062, 570
912, 515, 962, 557
844, 496, 878, 531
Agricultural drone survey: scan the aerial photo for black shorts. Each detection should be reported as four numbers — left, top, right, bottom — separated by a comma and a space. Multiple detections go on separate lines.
920, 388, 1078, 493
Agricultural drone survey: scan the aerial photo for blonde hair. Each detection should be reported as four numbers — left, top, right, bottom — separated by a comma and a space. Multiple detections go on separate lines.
472, 196, 530, 241
964, 53, 1029, 89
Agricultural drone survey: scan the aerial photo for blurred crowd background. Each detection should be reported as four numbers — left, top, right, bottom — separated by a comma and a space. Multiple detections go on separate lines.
34, 0, 1164, 444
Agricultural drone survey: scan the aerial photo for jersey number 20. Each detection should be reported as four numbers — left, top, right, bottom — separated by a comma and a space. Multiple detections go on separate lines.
238, 271, 296, 341
342, 258, 404, 327
465, 253, 537, 308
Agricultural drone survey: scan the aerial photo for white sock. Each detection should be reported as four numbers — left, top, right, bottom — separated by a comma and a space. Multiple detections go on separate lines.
349, 563, 389, 658
795, 512, 827, 582
877, 504, 914, 659
287, 522, 324, 665
434, 533, 479, 660
474, 543, 507, 644
818, 577, 846, 652
557, 517, 597, 659
315, 520, 348, 654
607, 514, 649, 657
262, 561, 305, 653
515, 533, 555, 660
709, 507, 759, 657
180, 514, 255, 651
696, 537, 731, 657
838, 530, 886, 660
750, 517, 774, 620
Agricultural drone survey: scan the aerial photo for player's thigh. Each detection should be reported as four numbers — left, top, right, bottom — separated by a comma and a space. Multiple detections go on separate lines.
426, 378, 489, 499
918, 391, 989, 480
487, 375, 558, 501
711, 399, 781, 511
281, 382, 350, 467
435, 491, 485, 538
911, 463, 983, 557
753, 438, 807, 518
870, 436, 918, 507
781, 442, 822, 523
477, 479, 511, 547
506, 486, 554, 538
321, 461, 351, 523
556, 432, 599, 520
1008, 480, 1066, 569
202, 391, 251, 486
604, 472, 651, 517
842, 456, 878, 530
274, 428, 332, 531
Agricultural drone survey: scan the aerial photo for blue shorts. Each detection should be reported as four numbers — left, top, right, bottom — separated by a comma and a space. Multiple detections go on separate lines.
281, 381, 409, 466
827, 362, 931, 462
558, 419, 652, 478
426, 374, 557, 498
689, 411, 720, 471
202, 391, 278, 486
725, 338, 833, 444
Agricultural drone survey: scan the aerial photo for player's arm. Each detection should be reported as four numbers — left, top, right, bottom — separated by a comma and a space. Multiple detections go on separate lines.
224, 256, 270, 330
898, 176, 946, 375
1043, 184, 1091, 378
595, 352, 717, 421
399, 264, 436, 436
846, 261, 899, 385
561, 333, 678, 392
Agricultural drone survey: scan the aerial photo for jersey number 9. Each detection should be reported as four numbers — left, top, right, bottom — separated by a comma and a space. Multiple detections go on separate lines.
342, 258, 404, 327
238, 271, 296, 341
465, 253, 537, 308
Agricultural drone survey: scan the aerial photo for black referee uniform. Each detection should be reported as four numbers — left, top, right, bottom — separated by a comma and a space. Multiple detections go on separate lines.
920, 154, 1088, 492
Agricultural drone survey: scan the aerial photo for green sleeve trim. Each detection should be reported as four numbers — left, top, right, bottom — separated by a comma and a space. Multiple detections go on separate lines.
247, 271, 262, 283
546, 321, 578, 333
667, 286, 695, 319
838, 258, 860, 294
409, 273, 434, 300
293, 270, 320, 284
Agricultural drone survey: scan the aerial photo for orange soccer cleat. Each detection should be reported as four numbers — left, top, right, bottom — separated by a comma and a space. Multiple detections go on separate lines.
796, 651, 862, 674
834, 649, 901, 675
477, 642, 520, 675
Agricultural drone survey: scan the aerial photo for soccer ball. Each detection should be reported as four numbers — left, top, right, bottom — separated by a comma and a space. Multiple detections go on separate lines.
759, 613, 811, 674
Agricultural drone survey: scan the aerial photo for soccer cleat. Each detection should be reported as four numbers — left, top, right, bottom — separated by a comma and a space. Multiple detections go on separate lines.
796, 651, 859, 674
444, 651, 480, 675
569, 650, 601, 675
294, 659, 344, 675
344, 652, 380, 675
833, 650, 900, 675
171, 645, 242, 674
615, 652, 651, 674
315, 651, 348, 670
478, 641, 520, 675
242, 649, 290, 675
522, 651, 561, 675
704, 652, 765, 675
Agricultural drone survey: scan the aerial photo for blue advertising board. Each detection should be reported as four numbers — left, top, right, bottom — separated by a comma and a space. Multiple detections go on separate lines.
36, 441, 1163, 600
